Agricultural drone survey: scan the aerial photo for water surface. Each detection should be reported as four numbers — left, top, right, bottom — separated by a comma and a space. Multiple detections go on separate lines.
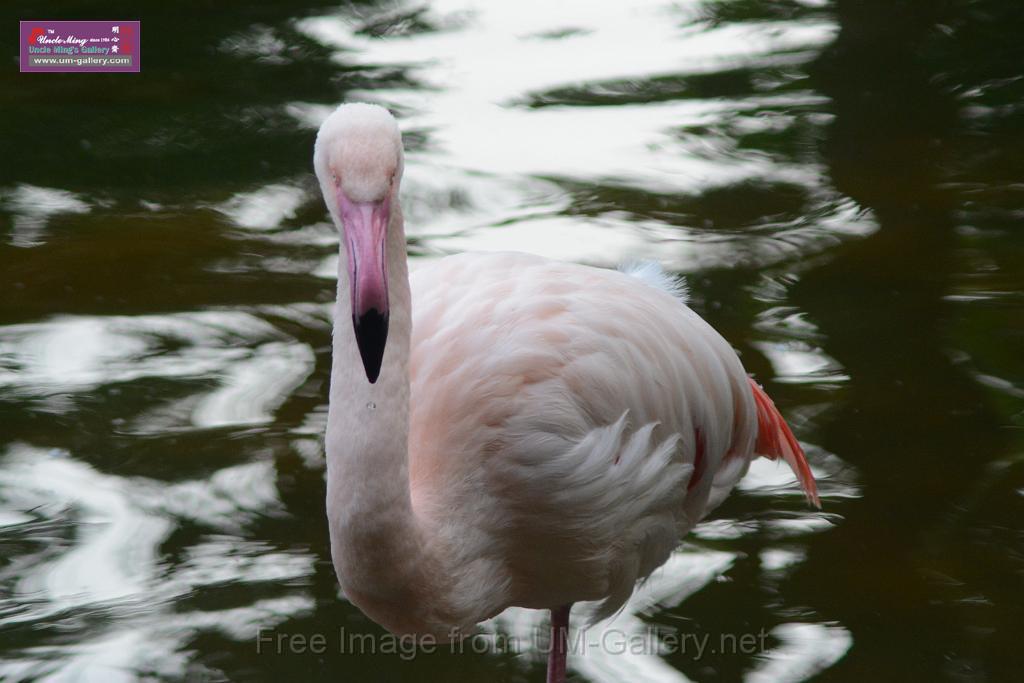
2, 1, 1023, 681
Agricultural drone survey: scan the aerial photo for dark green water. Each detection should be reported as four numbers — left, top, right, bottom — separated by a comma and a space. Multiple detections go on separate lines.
2, 1, 1023, 681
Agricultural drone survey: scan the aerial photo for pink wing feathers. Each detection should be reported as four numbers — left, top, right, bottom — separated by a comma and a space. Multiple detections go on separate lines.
749, 378, 821, 508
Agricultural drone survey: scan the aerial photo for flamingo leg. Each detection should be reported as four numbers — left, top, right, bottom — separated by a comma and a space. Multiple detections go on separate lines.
546, 604, 571, 683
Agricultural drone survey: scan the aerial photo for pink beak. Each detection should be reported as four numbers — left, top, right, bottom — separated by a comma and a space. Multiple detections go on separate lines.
338, 191, 390, 383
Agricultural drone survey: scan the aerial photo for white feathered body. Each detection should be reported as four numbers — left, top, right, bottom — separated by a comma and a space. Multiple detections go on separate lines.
401, 252, 757, 626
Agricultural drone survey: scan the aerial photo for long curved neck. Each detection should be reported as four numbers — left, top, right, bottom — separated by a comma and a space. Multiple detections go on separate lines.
324, 204, 437, 633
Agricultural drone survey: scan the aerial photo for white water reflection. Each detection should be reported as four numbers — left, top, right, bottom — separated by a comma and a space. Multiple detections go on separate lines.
1, 444, 171, 613
192, 341, 314, 427
746, 623, 852, 683
154, 460, 286, 530
0, 311, 314, 430
754, 341, 849, 385
298, 3, 833, 104
441, 214, 650, 263
751, 295, 849, 386
215, 182, 308, 230
0, 445, 313, 681
1, 184, 91, 248
292, 0, 874, 273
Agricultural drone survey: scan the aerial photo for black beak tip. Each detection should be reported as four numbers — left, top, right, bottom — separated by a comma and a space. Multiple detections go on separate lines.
353, 309, 389, 384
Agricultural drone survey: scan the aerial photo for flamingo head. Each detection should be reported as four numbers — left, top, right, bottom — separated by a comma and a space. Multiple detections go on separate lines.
314, 103, 404, 383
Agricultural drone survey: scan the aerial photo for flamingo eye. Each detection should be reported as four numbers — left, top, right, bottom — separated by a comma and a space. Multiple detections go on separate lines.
330, 171, 339, 186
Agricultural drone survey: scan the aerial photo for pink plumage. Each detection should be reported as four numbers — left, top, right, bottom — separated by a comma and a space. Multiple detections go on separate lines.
750, 379, 821, 508
316, 103, 819, 682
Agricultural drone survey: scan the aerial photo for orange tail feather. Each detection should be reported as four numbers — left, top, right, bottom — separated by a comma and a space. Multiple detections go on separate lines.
749, 378, 821, 508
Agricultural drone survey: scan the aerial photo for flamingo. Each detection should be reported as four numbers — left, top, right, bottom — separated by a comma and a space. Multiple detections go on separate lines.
316, 103, 820, 682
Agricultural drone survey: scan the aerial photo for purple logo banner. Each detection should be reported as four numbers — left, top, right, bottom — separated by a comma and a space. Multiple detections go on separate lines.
20, 20, 140, 73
